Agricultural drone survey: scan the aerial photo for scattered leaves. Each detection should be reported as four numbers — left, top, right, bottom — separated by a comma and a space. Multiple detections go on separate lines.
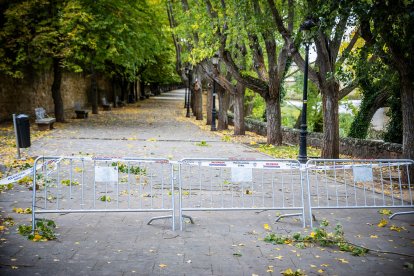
263, 223, 271, 231
390, 225, 405, 232
281, 268, 305, 276
378, 209, 392, 215
13, 207, 32, 214
377, 219, 388, 228
99, 195, 111, 202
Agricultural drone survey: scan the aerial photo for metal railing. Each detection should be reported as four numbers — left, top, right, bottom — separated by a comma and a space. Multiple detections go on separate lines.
30, 156, 413, 231
305, 159, 414, 228
178, 158, 305, 230
31, 156, 175, 230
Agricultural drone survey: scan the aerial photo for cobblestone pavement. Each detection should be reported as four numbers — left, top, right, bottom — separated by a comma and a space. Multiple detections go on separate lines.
0, 89, 413, 275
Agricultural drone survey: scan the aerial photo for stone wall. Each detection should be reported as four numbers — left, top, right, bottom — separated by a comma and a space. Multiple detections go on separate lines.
0, 69, 111, 122
228, 114, 403, 159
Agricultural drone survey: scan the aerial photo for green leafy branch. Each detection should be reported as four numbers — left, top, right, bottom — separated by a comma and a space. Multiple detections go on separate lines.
264, 220, 414, 258
18, 219, 57, 242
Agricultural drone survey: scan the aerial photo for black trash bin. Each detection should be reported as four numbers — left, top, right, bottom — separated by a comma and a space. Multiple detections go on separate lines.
16, 114, 31, 148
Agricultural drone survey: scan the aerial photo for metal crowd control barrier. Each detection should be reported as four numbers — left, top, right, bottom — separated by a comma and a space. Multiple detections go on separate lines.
178, 158, 305, 230
306, 159, 414, 228
31, 156, 175, 230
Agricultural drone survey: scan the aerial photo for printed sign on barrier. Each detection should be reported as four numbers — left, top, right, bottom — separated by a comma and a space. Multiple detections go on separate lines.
94, 166, 119, 182
231, 167, 253, 183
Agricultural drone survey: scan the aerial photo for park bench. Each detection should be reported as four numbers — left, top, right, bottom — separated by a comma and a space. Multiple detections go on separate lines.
101, 97, 112, 111
35, 107, 56, 131
74, 103, 88, 119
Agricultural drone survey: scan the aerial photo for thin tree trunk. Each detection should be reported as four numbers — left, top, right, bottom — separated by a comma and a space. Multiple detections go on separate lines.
140, 80, 145, 100
134, 80, 138, 102
265, 96, 282, 145
234, 83, 245, 135
217, 85, 229, 130
112, 76, 117, 108
191, 86, 196, 116
400, 73, 414, 181
206, 86, 212, 125
51, 57, 65, 122
194, 84, 203, 120
321, 83, 340, 158
91, 64, 98, 114
121, 78, 127, 102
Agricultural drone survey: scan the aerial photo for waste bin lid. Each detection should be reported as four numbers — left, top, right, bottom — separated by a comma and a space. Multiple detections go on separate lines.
17, 114, 29, 119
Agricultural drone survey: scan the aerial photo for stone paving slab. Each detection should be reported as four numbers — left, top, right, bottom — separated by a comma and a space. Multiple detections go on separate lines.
0, 89, 413, 275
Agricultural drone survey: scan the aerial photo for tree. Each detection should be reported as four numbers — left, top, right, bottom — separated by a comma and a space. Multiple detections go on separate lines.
0, 0, 70, 122
268, 0, 359, 158
357, 0, 413, 161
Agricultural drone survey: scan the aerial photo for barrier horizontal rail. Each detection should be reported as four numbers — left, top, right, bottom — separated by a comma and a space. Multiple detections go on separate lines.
178, 158, 305, 230
305, 159, 414, 228
31, 156, 175, 230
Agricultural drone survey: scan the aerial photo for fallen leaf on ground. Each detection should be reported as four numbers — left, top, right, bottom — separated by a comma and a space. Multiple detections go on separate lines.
378, 209, 392, 215
390, 225, 405, 232
159, 264, 167, 268
337, 258, 349, 264
377, 219, 388, 227
263, 223, 271, 231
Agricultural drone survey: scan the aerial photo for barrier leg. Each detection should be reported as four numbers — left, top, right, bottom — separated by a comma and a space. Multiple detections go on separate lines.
182, 214, 194, 224
147, 215, 173, 226
275, 213, 303, 223
389, 210, 414, 220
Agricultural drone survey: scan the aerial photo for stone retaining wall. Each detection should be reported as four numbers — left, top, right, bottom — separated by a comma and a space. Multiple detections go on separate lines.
0, 69, 111, 122
228, 114, 402, 159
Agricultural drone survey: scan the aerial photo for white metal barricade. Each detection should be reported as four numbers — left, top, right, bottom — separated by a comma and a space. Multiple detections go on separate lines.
306, 159, 414, 228
178, 158, 305, 230
32, 156, 175, 230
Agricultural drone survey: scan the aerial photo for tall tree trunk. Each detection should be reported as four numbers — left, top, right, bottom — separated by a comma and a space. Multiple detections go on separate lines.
121, 78, 127, 102
140, 79, 145, 100
400, 73, 414, 181
134, 80, 138, 102
234, 83, 245, 135
191, 86, 196, 116
265, 96, 282, 145
217, 85, 229, 130
194, 83, 203, 120
112, 76, 117, 108
51, 57, 65, 122
321, 83, 340, 158
206, 86, 212, 125
91, 64, 98, 114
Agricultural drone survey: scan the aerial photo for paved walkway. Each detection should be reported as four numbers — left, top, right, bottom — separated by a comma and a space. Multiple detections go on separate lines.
0, 89, 413, 275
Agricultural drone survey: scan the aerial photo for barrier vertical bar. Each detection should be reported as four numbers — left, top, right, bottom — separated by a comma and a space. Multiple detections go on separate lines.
32, 157, 41, 231
171, 163, 175, 231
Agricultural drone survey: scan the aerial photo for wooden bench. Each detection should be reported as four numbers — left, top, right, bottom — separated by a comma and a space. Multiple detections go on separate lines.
74, 103, 89, 119
101, 97, 112, 111
35, 108, 56, 131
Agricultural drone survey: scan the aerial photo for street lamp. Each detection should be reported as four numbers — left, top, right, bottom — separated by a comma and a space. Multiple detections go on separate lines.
184, 66, 189, 108
186, 64, 193, 118
298, 18, 316, 164
211, 53, 219, 131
